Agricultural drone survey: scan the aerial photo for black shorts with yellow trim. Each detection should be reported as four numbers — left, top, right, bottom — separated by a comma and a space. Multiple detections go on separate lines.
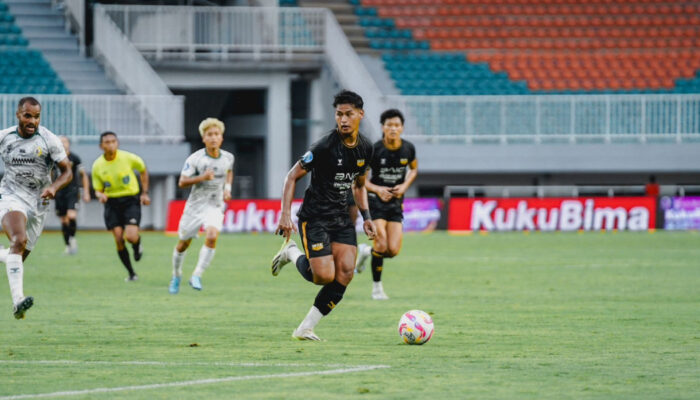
297, 215, 357, 259
368, 194, 404, 223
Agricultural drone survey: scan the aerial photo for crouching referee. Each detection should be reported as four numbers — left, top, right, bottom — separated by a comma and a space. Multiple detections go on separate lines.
91, 131, 150, 281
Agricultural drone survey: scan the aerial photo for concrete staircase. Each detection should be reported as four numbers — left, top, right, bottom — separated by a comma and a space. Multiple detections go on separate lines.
298, 0, 378, 56
5, 0, 122, 94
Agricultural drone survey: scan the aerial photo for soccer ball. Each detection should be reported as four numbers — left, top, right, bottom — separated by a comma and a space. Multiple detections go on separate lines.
398, 310, 434, 345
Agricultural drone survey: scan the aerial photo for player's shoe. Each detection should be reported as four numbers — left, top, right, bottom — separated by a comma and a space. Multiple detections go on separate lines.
292, 328, 322, 341
68, 237, 78, 254
125, 274, 139, 282
189, 276, 202, 291
13, 296, 34, 320
372, 282, 389, 300
169, 276, 181, 294
271, 238, 297, 276
355, 243, 371, 273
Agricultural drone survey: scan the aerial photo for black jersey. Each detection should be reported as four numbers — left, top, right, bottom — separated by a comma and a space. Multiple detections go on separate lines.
369, 139, 416, 189
55, 152, 82, 192
297, 129, 374, 220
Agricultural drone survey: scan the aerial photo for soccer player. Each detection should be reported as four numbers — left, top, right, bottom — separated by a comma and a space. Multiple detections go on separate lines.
91, 131, 150, 282
355, 109, 418, 300
271, 90, 376, 341
54, 136, 90, 255
168, 118, 234, 294
0, 97, 72, 319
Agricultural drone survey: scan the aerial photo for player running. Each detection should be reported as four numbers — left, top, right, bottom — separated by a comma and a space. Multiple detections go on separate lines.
0, 97, 72, 319
169, 118, 234, 294
271, 90, 376, 341
355, 109, 418, 300
54, 136, 90, 255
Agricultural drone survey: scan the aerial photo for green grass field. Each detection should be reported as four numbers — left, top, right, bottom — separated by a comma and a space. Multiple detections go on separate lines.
1, 230, 699, 399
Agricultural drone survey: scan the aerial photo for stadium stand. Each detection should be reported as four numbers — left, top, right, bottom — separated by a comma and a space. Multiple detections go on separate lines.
0, 1, 68, 94
339, 0, 700, 94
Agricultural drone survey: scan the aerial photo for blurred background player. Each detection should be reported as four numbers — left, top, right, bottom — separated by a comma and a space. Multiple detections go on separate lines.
271, 90, 376, 341
0, 97, 72, 319
91, 131, 150, 282
355, 109, 418, 300
169, 118, 234, 294
54, 136, 90, 255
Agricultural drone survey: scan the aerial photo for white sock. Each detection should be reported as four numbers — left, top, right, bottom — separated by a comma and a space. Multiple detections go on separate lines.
172, 249, 186, 277
297, 306, 323, 332
5, 254, 24, 304
362, 244, 372, 257
192, 246, 215, 278
0, 248, 9, 263
288, 244, 304, 264
373, 281, 384, 292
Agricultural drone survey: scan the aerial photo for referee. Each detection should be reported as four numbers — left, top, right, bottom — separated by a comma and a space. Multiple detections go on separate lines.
91, 131, 150, 281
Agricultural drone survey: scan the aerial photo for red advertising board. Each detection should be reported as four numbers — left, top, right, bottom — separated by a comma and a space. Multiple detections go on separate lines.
448, 197, 656, 232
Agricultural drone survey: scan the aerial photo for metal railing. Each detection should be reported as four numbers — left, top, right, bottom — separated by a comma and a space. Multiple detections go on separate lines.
384, 94, 700, 144
0, 95, 184, 143
100, 5, 326, 62
54, 0, 86, 56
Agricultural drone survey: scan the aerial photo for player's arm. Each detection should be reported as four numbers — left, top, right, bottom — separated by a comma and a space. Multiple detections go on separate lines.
353, 171, 376, 239
392, 159, 418, 198
178, 170, 215, 188
224, 169, 234, 201
79, 166, 90, 202
364, 170, 393, 202
276, 161, 307, 240
41, 158, 72, 199
138, 167, 150, 205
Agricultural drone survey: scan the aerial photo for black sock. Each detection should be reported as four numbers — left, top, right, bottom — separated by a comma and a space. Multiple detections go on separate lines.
296, 256, 313, 282
371, 250, 383, 283
117, 248, 136, 276
132, 236, 141, 253
68, 220, 77, 238
61, 223, 70, 245
313, 280, 347, 316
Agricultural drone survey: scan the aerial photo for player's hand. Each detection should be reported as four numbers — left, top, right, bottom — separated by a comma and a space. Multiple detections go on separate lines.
40, 187, 57, 199
202, 169, 215, 181
95, 192, 108, 203
140, 193, 151, 206
275, 212, 297, 240
391, 185, 406, 198
376, 186, 394, 202
363, 219, 376, 240
83, 192, 91, 202
223, 191, 231, 201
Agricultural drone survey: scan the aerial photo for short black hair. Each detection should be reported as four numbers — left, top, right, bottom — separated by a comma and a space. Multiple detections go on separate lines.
333, 90, 363, 109
380, 109, 404, 125
17, 96, 40, 110
100, 131, 117, 143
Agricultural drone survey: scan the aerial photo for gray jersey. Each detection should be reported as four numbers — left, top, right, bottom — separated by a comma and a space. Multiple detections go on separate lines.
0, 125, 67, 205
181, 148, 234, 212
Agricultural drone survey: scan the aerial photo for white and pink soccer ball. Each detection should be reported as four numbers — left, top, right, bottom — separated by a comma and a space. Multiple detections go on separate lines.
398, 310, 434, 345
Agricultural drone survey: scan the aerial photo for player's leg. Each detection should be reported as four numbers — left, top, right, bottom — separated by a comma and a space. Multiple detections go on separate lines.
66, 209, 78, 254
169, 238, 192, 294
122, 197, 143, 261
189, 207, 224, 290
371, 221, 402, 300
112, 226, 137, 281
369, 219, 389, 300
2, 209, 32, 319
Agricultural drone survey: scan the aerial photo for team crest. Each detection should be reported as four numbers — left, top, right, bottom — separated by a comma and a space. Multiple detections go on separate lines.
400, 158, 408, 165
312, 243, 324, 251
357, 159, 365, 167
35, 146, 43, 157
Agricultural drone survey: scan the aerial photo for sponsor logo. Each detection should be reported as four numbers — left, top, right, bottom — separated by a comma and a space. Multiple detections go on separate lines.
10, 157, 35, 165
302, 151, 313, 164
337, 158, 343, 166
312, 243, 324, 251
129, 218, 137, 224
357, 159, 365, 167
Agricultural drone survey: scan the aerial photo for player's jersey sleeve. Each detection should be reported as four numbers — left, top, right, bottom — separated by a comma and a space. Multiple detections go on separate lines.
226, 152, 235, 172
180, 152, 199, 178
127, 151, 146, 172
46, 131, 67, 163
299, 137, 326, 171
407, 141, 416, 163
91, 159, 104, 192
73, 153, 82, 169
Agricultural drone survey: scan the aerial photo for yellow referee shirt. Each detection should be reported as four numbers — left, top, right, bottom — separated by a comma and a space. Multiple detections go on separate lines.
91, 150, 146, 198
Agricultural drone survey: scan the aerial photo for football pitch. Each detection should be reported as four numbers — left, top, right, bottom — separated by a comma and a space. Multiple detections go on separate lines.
1, 230, 699, 399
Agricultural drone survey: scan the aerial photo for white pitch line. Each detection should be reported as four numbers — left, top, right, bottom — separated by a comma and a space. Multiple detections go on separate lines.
0, 362, 390, 400
0, 360, 362, 369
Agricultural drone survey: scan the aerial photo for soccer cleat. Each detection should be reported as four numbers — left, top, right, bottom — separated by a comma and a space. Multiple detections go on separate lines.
355, 243, 370, 273
292, 328, 322, 341
169, 276, 181, 294
125, 274, 139, 282
372, 284, 389, 300
189, 276, 202, 291
13, 296, 34, 320
68, 237, 78, 254
271, 239, 297, 276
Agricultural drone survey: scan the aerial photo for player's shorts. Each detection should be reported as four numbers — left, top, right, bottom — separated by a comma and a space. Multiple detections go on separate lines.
178, 204, 224, 240
104, 195, 141, 230
369, 194, 404, 223
297, 215, 356, 259
54, 187, 79, 217
0, 194, 50, 251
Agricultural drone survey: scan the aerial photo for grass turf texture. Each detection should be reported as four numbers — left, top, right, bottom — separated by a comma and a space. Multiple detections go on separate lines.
1, 230, 699, 399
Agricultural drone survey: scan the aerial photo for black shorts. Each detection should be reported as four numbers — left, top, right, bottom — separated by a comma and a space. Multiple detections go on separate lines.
104, 195, 141, 230
298, 215, 356, 259
369, 194, 404, 223
55, 187, 79, 217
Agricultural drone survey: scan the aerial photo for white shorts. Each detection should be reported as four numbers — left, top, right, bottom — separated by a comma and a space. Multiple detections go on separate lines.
0, 194, 49, 251
177, 205, 224, 240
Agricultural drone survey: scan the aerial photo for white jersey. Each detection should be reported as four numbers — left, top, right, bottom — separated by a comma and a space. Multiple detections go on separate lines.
181, 148, 234, 213
0, 125, 67, 206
